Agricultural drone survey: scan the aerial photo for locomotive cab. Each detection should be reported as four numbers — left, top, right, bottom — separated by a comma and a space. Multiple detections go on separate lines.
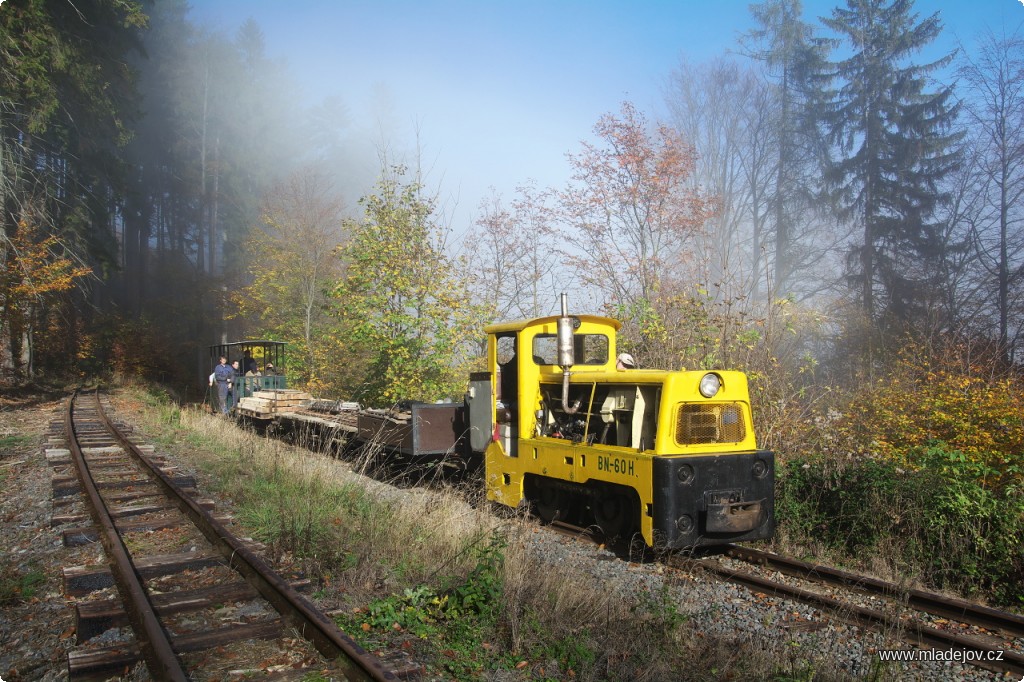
478, 301, 774, 550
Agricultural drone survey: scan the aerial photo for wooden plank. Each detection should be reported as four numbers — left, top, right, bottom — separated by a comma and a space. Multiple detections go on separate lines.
235, 408, 275, 419
238, 397, 275, 409
235, 403, 296, 414
62, 513, 232, 546
253, 389, 312, 400
67, 643, 140, 680
174, 619, 284, 652
64, 552, 225, 596
68, 621, 284, 679
54, 489, 173, 509
53, 498, 215, 527
238, 394, 311, 413
76, 579, 311, 641
64, 519, 187, 546
52, 474, 197, 497
278, 411, 359, 433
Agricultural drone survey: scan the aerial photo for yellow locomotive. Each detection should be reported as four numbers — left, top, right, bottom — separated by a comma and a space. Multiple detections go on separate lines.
220, 296, 773, 550
466, 295, 774, 549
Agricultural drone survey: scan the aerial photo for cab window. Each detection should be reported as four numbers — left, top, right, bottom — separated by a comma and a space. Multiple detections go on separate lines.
496, 335, 516, 365
532, 334, 609, 365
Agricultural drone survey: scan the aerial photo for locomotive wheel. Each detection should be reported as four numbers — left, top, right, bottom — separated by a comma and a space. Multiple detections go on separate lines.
592, 491, 634, 540
534, 481, 565, 523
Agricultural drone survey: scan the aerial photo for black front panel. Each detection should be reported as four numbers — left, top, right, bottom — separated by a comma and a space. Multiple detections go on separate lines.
652, 451, 775, 549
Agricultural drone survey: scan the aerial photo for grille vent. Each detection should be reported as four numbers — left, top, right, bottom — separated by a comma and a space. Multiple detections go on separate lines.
676, 403, 745, 445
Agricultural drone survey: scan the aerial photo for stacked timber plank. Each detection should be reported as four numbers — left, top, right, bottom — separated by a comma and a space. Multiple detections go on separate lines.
235, 389, 312, 418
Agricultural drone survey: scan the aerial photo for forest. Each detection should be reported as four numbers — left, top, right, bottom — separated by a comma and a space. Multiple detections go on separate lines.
0, 0, 1021, 602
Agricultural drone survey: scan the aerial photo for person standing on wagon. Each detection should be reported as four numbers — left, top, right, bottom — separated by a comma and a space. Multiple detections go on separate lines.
212, 356, 234, 414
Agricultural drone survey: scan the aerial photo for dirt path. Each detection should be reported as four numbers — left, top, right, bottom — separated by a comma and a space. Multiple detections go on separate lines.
1, 391, 79, 681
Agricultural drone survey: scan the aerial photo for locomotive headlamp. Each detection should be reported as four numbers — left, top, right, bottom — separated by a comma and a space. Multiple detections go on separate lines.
698, 372, 722, 398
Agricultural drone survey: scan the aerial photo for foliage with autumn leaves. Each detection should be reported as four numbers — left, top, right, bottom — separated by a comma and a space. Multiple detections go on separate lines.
231, 170, 349, 396
816, 339, 1024, 490
334, 167, 484, 406
775, 337, 1024, 605
0, 223, 92, 374
232, 166, 482, 407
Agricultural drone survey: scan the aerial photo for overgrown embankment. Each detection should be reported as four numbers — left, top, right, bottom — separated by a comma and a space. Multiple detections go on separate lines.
773, 349, 1024, 608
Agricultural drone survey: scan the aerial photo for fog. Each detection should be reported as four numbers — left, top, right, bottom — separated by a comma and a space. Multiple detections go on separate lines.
3, 0, 1023, 384
184, 0, 1007, 235
184, 1, 756, 233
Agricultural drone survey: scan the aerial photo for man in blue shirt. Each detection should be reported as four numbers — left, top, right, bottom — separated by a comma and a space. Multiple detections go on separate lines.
211, 356, 235, 414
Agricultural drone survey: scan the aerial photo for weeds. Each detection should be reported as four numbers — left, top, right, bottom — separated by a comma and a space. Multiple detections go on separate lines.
123, 386, 852, 680
0, 564, 45, 605
338, 533, 519, 680
0, 434, 31, 451
777, 445, 1024, 605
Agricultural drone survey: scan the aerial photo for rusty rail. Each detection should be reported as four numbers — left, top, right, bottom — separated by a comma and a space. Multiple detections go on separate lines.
680, 549, 1024, 677
65, 391, 189, 680
87, 390, 396, 682
541, 514, 1023, 676
723, 544, 1024, 638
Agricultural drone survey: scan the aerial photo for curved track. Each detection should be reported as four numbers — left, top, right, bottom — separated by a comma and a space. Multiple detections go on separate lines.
60, 390, 398, 680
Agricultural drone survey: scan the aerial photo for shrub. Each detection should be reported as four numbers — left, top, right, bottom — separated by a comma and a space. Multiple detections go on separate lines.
777, 446, 1024, 605
615, 288, 828, 454
338, 533, 511, 681
826, 341, 1024, 490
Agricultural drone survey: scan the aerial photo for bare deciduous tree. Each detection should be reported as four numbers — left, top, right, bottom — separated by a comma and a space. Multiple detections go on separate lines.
666, 57, 775, 301
957, 27, 1024, 362
465, 186, 561, 323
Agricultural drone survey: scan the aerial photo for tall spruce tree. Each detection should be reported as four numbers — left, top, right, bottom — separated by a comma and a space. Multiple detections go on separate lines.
741, 0, 830, 298
822, 0, 960, 326
0, 0, 146, 373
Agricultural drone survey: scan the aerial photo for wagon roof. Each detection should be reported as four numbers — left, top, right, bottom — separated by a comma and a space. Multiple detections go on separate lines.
207, 340, 287, 349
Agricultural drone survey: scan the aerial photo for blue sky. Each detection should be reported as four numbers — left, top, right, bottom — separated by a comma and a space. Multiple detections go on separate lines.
188, 0, 1024, 232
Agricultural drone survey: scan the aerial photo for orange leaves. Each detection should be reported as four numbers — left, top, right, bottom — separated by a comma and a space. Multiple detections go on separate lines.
1, 222, 92, 374
1, 223, 92, 308
559, 101, 713, 308
831, 341, 1024, 488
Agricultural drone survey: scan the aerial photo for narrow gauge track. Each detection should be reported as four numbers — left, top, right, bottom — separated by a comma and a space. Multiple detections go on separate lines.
58, 390, 399, 681
720, 545, 1024, 640
687, 547, 1024, 677
546, 521, 1024, 677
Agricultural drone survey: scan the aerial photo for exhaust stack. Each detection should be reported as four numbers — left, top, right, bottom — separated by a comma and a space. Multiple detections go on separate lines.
557, 293, 580, 415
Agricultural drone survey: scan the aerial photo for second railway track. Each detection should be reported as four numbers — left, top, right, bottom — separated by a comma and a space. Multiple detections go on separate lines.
53, 390, 402, 681
686, 546, 1024, 677
44, 388, 1023, 680
547, 519, 1024, 677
